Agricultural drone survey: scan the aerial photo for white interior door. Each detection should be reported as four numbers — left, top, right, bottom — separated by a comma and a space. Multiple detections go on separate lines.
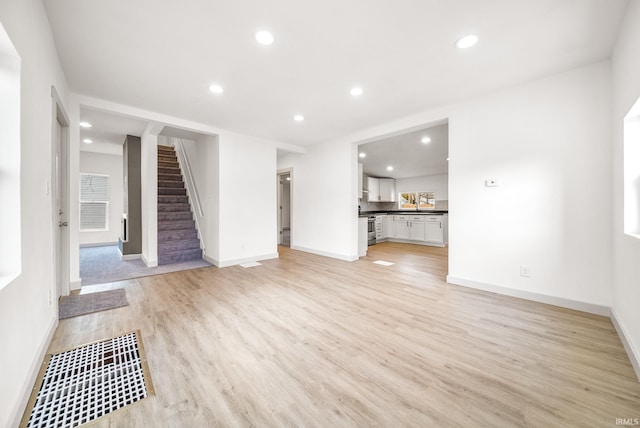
52, 96, 69, 299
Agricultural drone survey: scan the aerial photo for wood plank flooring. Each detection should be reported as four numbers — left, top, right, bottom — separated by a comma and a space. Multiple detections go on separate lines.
45, 242, 640, 427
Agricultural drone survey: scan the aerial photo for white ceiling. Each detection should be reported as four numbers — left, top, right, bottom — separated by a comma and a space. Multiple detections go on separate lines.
359, 123, 448, 179
44, 0, 628, 147
79, 107, 147, 155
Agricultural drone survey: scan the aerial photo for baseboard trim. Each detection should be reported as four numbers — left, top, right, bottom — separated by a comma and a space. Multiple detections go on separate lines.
610, 307, 640, 381
10, 314, 58, 427
206, 253, 279, 268
70, 278, 81, 291
141, 254, 158, 268
120, 253, 141, 261
291, 245, 359, 262
79, 241, 119, 248
446, 276, 610, 316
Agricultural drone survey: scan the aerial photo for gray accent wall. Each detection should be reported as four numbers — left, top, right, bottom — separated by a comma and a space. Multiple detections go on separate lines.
119, 135, 142, 255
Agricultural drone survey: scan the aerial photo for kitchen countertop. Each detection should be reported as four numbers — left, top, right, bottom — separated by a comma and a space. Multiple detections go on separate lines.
360, 210, 448, 216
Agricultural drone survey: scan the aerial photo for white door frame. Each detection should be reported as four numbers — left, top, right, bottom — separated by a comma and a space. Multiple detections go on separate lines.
51, 86, 70, 299
277, 168, 292, 246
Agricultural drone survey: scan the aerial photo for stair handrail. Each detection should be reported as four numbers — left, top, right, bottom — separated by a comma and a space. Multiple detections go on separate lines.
171, 138, 205, 253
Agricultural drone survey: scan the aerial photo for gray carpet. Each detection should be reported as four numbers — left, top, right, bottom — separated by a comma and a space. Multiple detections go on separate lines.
59, 288, 129, 319
80, 245, 212, 286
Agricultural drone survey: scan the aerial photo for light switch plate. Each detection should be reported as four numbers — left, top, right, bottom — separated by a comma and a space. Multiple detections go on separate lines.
485, 179, 498, 187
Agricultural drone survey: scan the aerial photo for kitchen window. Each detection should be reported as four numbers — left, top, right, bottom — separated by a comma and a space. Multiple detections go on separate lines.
80, 173, 109, 231
398, 192, 436, 210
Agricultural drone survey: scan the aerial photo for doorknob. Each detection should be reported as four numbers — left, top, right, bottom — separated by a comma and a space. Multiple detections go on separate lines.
59, 221, 68, 227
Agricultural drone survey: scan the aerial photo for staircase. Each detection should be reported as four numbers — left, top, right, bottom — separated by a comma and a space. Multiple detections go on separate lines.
157, 145, 203, 265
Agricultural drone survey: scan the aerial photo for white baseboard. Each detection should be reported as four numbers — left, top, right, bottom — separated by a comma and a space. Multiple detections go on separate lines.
205, 253, 279, 268
120, 253, 141, 261
446, 276, 610, 316
291, 245, 359, 262
10, 315, 58, 427
70, 278, 81, 291
141, 254, 158, 268
610, 307, 640, 381
79, 241, 119, 248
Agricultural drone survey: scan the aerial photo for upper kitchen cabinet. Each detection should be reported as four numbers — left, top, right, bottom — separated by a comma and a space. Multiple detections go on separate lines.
368, 177, 396, 202
367, 177, 380, 202
379, 179, 396, 202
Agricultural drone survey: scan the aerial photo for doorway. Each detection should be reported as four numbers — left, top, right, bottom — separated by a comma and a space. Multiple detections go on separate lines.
52, 88, 70, 299
277, 170, 292, 247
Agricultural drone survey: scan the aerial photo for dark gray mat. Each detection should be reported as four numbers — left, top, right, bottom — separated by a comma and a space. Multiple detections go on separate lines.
59, 288, 129, 319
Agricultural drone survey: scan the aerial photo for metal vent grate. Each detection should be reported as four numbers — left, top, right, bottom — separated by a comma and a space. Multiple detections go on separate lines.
23, 331, 152, 428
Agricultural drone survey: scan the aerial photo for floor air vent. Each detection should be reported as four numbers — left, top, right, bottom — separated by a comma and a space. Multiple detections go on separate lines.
21, 331, 153, 428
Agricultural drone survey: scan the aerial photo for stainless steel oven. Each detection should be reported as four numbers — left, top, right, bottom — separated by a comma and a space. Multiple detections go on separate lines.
367, 215, 376, 246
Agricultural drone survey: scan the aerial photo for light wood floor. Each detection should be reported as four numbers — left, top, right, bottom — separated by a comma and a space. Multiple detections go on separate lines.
46, 242, 640, 427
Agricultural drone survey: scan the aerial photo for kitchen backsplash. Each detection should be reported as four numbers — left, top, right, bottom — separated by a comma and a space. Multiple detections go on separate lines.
360, 200, 448, 212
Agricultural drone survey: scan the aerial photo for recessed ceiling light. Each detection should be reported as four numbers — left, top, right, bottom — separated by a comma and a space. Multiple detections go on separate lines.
209, 84, 224, 94
294, 114, 304, 122
386, 166, 393, 171
421, 136, 431, 144
350, 87, 363, 97
455, 34, 478, 49
447, 157, 450, 161
255, 31, 274, 46
82, 139, 93, 144
286, 177, 291, 181
79, 121, 92, 128
359, 152, 366, 158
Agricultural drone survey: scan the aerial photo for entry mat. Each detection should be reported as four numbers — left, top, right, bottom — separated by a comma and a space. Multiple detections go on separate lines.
21, 331, 154, 428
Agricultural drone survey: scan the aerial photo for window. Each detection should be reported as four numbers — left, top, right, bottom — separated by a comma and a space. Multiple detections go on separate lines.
80, 174, 109, 231
0, 21, 21, 289
624, 97, 640, 239
398, 192, 436, 210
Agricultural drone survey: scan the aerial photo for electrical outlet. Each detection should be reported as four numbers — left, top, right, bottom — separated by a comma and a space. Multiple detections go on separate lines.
520, 265, 531, 277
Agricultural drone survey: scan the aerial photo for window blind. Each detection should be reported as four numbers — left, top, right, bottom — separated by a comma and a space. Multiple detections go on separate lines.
80, 174, 109, 230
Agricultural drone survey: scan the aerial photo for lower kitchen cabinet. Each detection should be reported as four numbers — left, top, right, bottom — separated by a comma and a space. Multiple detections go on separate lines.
387, 214, 447, 247
425, 219, 444, 243
383, 216, 395, 238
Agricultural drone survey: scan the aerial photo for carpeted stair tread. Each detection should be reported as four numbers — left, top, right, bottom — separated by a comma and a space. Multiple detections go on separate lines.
158, 211, 193, 221
158, 219, 195, 231
159, 229, 198, 241
158, 203, 191, 212
158, 180, 184, 188
158, 248, 203, 265
158, 238, 201, 252
158, 173, 182, 182
159, 195, 189, 204
158, 167, 181, 175
158, 187, 187, 196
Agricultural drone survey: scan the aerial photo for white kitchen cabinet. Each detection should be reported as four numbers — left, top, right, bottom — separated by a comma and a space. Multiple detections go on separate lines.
409, 216, 425, 241
358, 217, 368, 257
383, 215, 395, 238
358, 163, 363, 199
367, 177, 395, 202
394, 215, 411, 240
425, 215, 444, 244
367, 177, 380, 202
379, 179, 396, 202
375, 215, 384, 240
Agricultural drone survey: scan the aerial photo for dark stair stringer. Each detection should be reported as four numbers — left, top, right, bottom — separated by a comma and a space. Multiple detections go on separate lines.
157, 145, 203, 265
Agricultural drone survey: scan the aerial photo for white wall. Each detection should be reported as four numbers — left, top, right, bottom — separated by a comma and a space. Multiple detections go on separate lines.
0, 0, 70, 426
79, 151, 123, 245
278, 140, 359, 260
395, 173, 448, 200
181, 135, 220, 262
448, 61, 612, 312
217, 134, 279, 265
611, 0, 640, 377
